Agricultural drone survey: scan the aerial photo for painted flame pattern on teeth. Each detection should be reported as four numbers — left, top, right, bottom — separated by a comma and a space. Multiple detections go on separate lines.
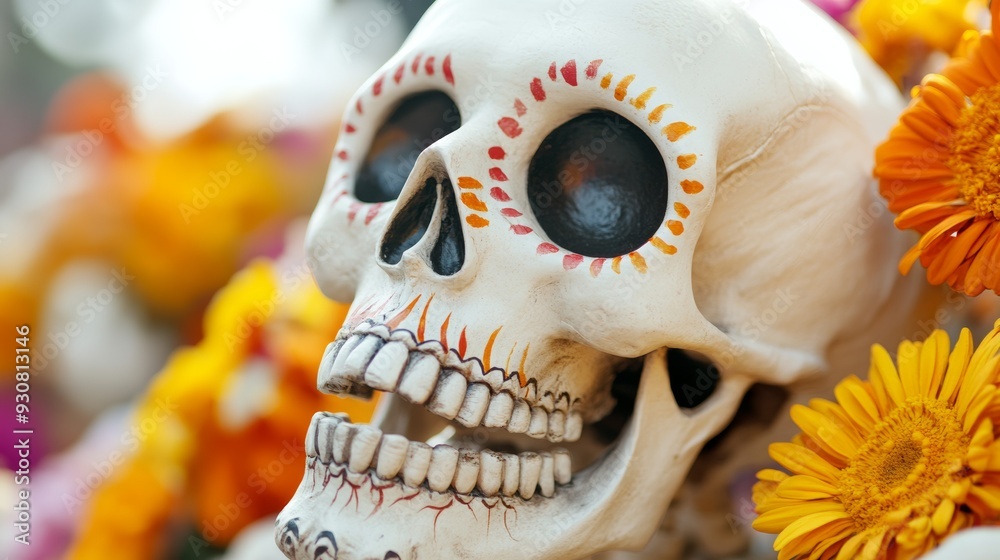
305, 413, 571, 499
319, 333, 584, 443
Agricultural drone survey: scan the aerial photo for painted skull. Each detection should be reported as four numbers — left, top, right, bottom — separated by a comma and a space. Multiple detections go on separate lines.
277, 0, 927, 557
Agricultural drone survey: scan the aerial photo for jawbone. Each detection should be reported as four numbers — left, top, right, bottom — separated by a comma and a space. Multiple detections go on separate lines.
276, 349, 748, 560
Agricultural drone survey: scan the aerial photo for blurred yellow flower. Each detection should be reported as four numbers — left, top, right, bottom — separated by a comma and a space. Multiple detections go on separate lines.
852, 0, 980, 85
68, 259, 374, 558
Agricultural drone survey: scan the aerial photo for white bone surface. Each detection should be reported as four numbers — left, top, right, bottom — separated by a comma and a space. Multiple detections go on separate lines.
276, 0, 936, 558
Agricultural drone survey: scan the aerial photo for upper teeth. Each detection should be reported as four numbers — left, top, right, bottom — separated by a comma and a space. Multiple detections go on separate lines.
319, 332, 584, 443
306, 412, 571, 499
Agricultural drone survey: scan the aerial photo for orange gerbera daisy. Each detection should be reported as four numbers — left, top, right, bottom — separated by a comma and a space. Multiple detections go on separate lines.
875, 1, 1000, 296
753, 326, 1000, 560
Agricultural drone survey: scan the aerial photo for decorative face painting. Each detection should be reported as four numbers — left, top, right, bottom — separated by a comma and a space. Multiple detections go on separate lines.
276, 0, 931, 557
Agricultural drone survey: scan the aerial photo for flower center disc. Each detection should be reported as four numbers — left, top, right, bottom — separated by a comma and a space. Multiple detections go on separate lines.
839, 398, 968, 530
950, 83, 1000, 219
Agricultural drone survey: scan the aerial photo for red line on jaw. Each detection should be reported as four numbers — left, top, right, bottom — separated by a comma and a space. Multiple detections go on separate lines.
386, 295, 422, 329
518, 345, 529, 387
483, 327, 502, 371
440, 313, 452, 351
417, 294, 435, 342
458, 327, 468, 359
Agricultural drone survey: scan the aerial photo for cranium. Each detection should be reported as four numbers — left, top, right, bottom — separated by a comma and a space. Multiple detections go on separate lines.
276, 0, 930, 558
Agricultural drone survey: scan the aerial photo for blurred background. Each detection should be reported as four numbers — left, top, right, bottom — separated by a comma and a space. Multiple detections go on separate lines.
0, 0, 990, 558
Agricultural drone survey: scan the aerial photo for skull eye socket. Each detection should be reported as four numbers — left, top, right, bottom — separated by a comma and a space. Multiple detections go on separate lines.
355, 91, 460, 203
527, 110, 668, 258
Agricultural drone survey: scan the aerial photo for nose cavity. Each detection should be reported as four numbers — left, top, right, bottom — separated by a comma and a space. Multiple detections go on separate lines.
379, 177, 466, 276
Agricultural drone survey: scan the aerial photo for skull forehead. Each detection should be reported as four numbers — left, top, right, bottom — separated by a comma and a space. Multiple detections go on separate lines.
403, 0, 795, 129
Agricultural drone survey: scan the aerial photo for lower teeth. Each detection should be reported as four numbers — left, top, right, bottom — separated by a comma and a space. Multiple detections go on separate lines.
306, 412, 572, 499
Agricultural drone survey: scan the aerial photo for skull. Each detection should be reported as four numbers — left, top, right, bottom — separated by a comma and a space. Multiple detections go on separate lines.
277, 0, 930, 558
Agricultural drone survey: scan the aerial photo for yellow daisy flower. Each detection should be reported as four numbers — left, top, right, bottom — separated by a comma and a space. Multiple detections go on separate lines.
753, 326, 1000, 560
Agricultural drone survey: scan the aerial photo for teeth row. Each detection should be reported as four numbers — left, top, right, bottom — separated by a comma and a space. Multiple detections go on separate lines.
320, 334, 583, 443
307, 413, 572, 499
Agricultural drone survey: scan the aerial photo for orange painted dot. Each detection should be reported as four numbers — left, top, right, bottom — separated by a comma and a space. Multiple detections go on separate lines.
629, 252, 648, 273
466, 215, 489, 228
631, 87, 656, 110
664, 122, 696, 142
674, 202, 690, 218
681, 180, 704, 194
677, 154, 697, 169
458, 177, 483, 189
600, 73, 613, 89
650, 237, 677, 255
648, 104, 671, 124
611, 256, 622, 274
614, 74, 635, 101
667, 220, 684, 235
460, 192, 488, 212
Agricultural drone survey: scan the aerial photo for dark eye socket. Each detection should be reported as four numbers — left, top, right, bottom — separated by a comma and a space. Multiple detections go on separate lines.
527, 110, 668, 258
354, 91, 460, 203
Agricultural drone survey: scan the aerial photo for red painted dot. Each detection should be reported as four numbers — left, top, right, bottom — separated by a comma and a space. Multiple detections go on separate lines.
347, 202, 362, 222
330, 190, 347, 206
537, 243, 559, 255
490, 187, 511, 202
488, 147, 506, 160
501, 208, 522, 217
364, 203, 383, 225
373, 76, 385, 96
443, 54, 454, 85
511, 224, 533, 235
561, 60, 578, 86
393, 64, 405, 84
344, 123, 356, 133
489, 167, 508, 181
514, 98, 527, 117
563, 254, 584, 270
425, 56, 436, 75
356, 99, 363, 114
498, 117, 522, 138
411, 54, 423, 74
548, 62, 557, 81
531, 78, 546, 101
585, 59, 604, 79
590, 258, 606, 277
337, 150, 349, 160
